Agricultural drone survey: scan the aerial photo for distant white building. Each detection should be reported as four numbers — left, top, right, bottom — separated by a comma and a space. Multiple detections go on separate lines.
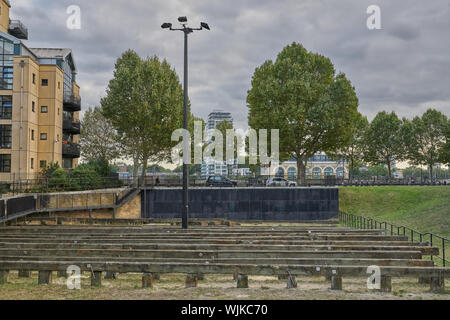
233, 167, 252, 177
201, 110, 237, 178
206, 110, 233, 130
261, 153, 348, 179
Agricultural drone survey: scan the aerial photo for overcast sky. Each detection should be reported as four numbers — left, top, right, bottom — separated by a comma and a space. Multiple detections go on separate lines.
10, 0, 450, 128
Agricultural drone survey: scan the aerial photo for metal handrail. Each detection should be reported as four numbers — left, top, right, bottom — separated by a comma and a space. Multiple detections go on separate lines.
339, 211, 449, 267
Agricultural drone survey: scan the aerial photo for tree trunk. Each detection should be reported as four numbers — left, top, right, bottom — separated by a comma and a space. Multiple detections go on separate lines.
349, 161, 354, 184
132, 156, 139, 187
140, 157, 148, 187
387, 158, 392, 182
297, 157, 306, 186
429, 165, 433, 184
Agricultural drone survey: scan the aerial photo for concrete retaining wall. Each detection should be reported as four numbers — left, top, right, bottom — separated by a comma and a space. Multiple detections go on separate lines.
142, 187, 338, 221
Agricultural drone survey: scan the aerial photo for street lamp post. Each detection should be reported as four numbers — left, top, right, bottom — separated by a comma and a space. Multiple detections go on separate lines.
162, 17, 210, 229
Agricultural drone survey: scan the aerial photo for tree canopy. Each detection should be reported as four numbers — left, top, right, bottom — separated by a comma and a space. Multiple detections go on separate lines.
402, 109, 448, 181
247, 42, 359, 184
364, 111, 404, 180
101, 50, 185, 185
80, 106, 122, 164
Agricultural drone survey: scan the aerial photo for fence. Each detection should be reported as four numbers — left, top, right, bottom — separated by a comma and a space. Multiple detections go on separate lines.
339, 211, 449, 267
1, 174, 449, 198
1, 176, 123, 196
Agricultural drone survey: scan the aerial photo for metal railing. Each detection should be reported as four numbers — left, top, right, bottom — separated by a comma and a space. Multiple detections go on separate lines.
339, 211, 449, 267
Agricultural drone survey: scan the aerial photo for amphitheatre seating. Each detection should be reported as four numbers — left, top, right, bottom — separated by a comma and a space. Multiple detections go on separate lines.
0, 225, 448, 293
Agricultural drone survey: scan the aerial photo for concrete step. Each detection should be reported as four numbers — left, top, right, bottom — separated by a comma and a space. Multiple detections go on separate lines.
0, 255, 434, 267
0, 237, 423, 247
0, 260, 447, 278
0, 233, 408, 242
0, 248, 423, 259
0, 242, 438, 255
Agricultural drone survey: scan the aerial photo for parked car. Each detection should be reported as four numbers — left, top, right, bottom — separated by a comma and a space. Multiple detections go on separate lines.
266, 177, 297, 187
205, 175, 237, 187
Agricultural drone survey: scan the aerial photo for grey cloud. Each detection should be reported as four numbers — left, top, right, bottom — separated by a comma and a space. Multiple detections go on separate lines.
10, 0, 450, 130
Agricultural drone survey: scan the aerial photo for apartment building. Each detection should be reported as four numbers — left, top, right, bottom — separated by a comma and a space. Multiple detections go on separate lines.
0, 0, 81, 182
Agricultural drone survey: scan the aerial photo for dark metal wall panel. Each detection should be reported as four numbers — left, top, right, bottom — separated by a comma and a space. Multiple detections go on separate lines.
0, 200, 4, 218
6, 196, 36, 217
142, 188, 339, 221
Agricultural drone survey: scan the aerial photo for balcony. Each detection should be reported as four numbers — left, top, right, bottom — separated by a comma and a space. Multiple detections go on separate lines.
63, 93, 81, 112
8, 20, 28, 40
63, 119, 81, 134
62, 142, 80, 158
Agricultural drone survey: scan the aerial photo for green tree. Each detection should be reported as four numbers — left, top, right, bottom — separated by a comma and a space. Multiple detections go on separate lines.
402, 109, 448, 182
101, 50, 184, 186
247, 43, 359, 185
364, 111, 404, 180
439, 123, 450, 166
328, 113, 368, 182
215, 120, 234, 159
41, 163, 68, 191
80, 106, 122, 164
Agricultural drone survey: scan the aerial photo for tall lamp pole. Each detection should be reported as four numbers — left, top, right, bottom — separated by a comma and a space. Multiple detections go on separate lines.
162, 17, 210, 229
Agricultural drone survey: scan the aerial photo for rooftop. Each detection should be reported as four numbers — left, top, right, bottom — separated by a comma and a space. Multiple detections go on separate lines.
29, 48, 72, 59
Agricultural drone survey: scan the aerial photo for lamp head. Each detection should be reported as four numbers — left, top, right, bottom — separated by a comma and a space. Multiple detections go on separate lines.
200, 22, 210, 30
161, 22, 172, 29
178, 16, 187, 23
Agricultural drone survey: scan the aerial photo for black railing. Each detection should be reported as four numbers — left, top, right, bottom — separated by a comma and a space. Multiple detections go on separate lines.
8, 19, 28, 40
0, 176, 123, 196
339, 211, 449, 267
62, 142, 81, 158
63, 119, 81, 134
63, 94, 81, 111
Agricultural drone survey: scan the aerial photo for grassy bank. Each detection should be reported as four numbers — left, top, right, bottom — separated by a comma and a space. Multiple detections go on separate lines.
340, 186, 450, 238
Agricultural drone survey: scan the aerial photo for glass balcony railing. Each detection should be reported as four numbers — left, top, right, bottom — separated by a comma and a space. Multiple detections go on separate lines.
63, 92, 81, 111
63, 119, 81, 134
62, 141, 81, 158
8, 20, 28, 40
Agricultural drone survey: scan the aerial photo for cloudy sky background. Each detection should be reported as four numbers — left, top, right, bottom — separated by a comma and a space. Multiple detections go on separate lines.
10, 0, 450, 129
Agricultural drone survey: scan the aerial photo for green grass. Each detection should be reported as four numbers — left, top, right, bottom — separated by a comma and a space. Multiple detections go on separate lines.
340, 186, 450, 264
340, 186, 450, 238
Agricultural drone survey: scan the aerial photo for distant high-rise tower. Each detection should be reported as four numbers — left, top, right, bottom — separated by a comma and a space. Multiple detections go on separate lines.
207, 110, 233, 130
201, 110, 236, 178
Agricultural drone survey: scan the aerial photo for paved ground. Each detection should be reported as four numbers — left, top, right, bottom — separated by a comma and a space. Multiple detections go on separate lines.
0, 271, 449, 300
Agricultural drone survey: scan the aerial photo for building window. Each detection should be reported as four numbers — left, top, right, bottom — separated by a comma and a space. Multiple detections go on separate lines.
40, 160, 47, 168
41, 79, 48, 86
31, 158, 34, 169
31, 129, 34, 141
0, 38, 14, 90
0, 154, 11, 173
275, 167, 284, 178
312, 167, 322, 179
58, 82, 61, 89
41, 106, 48, 113
324, 167, 334, 176
32, 73, 36, 84
287, 168, 297, 180
0, 96, 12, 119
0, 125, 12, 149
32, 101, 35, 112
40, 133, 48, 140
